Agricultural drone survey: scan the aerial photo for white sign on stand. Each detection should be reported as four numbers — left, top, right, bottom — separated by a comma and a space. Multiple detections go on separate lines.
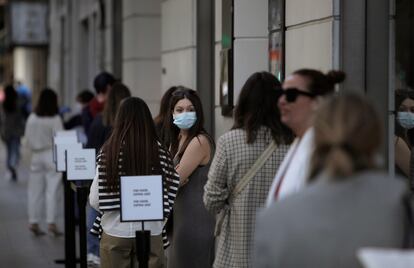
358, 248, 414, 268
53, 133, 78, 163
56, 143, 82, 172
55, 130, 78, 137
120, 175, 164, 222
66, 148, 96, 181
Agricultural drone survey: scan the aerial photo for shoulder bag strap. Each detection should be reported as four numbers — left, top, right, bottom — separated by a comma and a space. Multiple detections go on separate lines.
228, 141, 277, 204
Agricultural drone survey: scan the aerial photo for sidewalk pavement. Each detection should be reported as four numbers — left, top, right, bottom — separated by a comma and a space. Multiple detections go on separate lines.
0, 140, 65, 267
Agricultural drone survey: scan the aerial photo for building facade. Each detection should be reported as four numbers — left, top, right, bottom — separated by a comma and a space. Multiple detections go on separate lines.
48, 0, 405, 171
0, 0, 48, 103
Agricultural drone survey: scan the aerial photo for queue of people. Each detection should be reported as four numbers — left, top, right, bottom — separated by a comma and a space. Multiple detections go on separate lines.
0, 67, 412, 268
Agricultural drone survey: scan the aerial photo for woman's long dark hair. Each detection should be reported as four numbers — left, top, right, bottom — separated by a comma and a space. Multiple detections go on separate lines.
102, 97, 161, 191
154, 86, 179, 126
163, 87, 208, 159
233, 72, 293, 144
102, 82, 131, 127
35, 88, 59, 116
154, 86, 179, 147
3, 85, 18, 113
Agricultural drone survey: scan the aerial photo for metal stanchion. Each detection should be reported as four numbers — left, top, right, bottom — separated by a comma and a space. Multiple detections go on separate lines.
76, 184, 90, 268
135, 221, 150, 268
55, 172, 77, 268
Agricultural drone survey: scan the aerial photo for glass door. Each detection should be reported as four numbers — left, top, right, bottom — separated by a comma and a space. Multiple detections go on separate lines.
393, 0, 414, 183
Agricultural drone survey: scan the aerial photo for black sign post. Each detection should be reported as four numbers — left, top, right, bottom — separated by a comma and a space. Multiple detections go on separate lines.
76, 184, 90, 268
55, 172, 77, 268
135, 221, 150, 268
119, 175, 165, 268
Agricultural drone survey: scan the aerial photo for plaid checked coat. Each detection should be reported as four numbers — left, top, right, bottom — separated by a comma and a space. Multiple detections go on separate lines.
204, 127, 289, 268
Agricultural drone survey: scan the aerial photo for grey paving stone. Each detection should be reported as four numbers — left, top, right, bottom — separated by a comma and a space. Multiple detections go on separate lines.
0, 143, 65, 267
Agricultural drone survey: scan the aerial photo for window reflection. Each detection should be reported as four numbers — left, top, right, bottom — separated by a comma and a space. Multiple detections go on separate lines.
395, 0, 414, 181
396, 0, 414, 90
268, 0, 285, 81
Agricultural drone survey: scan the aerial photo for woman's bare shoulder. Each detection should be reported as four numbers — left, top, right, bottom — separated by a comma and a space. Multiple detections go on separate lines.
188, 134, 211, 149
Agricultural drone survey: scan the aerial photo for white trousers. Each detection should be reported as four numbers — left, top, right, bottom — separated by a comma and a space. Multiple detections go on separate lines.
27, 149, 62, 224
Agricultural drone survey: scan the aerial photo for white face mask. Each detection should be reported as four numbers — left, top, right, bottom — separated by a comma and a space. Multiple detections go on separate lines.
73, 103, 83, 114
173, 112, 197, 129
397, 112, 414, 129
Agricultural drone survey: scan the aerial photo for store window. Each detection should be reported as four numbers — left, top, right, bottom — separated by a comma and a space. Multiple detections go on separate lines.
268, 0, 285, 81
219, 0, 234, 116
396, 0, 414, 90
394, 0, 414, 180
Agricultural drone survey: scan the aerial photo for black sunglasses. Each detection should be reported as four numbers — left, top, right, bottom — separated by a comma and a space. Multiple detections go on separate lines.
278, 88, 316, 103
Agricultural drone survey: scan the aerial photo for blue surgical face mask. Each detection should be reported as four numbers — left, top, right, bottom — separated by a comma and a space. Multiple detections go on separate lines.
173, 112, 197, 129
397, 112, 414, 129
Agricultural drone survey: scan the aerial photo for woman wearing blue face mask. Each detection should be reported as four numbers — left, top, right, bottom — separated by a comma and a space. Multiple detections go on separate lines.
395, 89, 414, 178
164, 87, 215, 268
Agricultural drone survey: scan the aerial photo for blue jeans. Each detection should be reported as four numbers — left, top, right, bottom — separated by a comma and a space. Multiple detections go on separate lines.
5, 136, 20, 170
87, 204, 100, 256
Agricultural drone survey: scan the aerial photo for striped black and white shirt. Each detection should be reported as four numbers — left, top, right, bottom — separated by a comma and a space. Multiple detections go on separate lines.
89, 142, 180, 248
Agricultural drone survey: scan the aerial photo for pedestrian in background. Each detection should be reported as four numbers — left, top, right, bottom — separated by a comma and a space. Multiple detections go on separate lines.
89, 97, 179, 268
87, 82, 131, 152
266, 69, 345, 205
83, 72, 115, 266
165, 87, 215, 268
86, 82, 131, 267
25, 88, 63, 236
154, 86, 178, 147
0, 85, 25, 181
254, 93, 407, 268
203, 72, 293, 268
16, 81, 32, 120
63, 89, 94, 145
84, 72, 116, 134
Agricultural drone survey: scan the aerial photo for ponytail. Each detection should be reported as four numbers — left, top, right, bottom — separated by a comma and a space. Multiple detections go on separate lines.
293, 69, 346, 96
309, 94, 381, 182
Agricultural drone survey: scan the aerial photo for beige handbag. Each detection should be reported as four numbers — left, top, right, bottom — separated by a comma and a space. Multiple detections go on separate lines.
214, 141, 278, 236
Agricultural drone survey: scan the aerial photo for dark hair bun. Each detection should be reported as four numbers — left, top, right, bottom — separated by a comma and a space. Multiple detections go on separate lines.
326, 70, 346, 85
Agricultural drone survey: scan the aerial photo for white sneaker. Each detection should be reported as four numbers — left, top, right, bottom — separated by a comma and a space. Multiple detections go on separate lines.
87, 253, 100, 267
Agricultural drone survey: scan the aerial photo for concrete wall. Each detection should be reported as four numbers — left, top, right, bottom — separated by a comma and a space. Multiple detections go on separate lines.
47, 0, 336, 135
48, 0, 110, 108
214, 0, 232, 139
284, 0, 334, 74
103, 0, 114, 72
47, 0, 61, 97
48, 0, 165, 116
213, 0, 268, 139
13, 47, 47, 104
122, 0, 162, 115
212, 0, 336, 139
233, 0, 269, 100
161, 0, 197, 99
